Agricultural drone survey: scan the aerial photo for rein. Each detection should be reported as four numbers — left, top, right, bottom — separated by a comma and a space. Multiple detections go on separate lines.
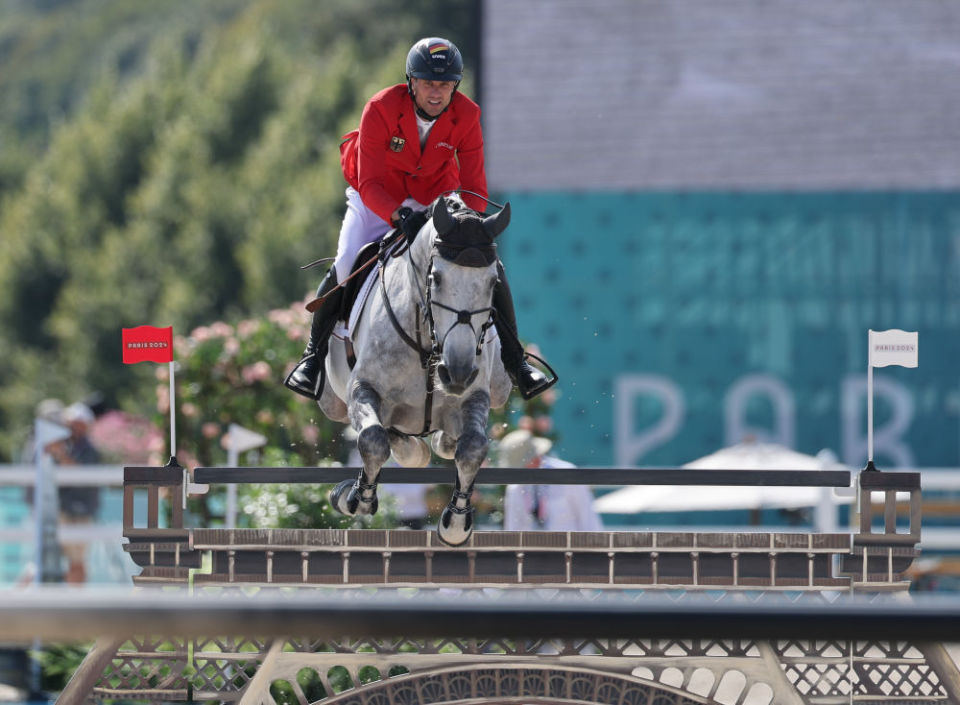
378, 234, 437, 437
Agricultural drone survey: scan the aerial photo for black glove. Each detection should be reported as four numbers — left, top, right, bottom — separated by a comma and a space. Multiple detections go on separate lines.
396, 207, 428, 243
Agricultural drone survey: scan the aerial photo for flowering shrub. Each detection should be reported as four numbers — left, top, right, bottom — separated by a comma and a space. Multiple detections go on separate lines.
153, 297, 358, 527
158, 295, 346, 470
89, 410, 165, 465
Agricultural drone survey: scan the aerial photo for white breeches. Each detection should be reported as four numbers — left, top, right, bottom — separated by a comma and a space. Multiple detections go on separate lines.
333, 187, 427, 282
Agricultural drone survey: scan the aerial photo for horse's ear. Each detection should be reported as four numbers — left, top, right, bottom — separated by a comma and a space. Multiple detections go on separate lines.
433, 197, 456, 236
482, 202, 511, 238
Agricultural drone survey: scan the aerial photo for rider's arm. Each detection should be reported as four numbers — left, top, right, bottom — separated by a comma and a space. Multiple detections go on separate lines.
356, 98, 405, 225
455, 104, 489, 214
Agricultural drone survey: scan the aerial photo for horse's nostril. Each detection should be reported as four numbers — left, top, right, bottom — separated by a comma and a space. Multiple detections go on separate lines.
466, 368, 479, 388
437, 364, 451, 386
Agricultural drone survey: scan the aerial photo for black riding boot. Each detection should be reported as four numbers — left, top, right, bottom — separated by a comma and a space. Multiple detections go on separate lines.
493, 261, 557, 400
284, 268, 344, 400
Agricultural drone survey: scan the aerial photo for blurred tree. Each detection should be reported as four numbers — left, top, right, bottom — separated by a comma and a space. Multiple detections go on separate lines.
0, 0, 479, 460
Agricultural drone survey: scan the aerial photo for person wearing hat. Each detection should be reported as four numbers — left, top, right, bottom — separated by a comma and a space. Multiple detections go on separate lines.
284, 36, 555, 403
46, 402, 102, 584
498, 430, 603, 532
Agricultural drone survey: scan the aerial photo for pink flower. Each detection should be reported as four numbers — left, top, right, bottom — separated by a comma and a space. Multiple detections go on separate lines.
201, 422, 220, 439
269, 309, 295, 326
224, 337, 240, 356
191, 326, 212, 342
256, 410, 274, 425
242, 361, 272, 384
181, 402, 198, 417
301, 425, 319, 444
238, 320, 260, 339
156, 386, 169, 413
518, 415, 534, 431
147, 435, 165, 453
209, 322, 233, 338
541, 388, 557, 406
155, 366, 169, 381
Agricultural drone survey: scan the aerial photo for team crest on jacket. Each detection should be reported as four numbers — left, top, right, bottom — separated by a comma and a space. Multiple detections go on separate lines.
390, 136, 406, 152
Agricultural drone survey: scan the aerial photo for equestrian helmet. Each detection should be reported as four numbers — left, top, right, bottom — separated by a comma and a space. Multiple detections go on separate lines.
406, 38, 463, 82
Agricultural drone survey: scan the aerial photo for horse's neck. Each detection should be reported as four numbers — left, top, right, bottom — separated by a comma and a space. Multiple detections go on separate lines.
399, 229, 433, 296
379, 233, 428, 323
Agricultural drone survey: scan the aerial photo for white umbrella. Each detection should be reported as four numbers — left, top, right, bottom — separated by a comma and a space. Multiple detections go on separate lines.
593, 441, 851, 516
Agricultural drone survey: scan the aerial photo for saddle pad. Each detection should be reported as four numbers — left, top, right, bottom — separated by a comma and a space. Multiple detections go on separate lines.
334, 237, 403, 339
334, 262, 379, 339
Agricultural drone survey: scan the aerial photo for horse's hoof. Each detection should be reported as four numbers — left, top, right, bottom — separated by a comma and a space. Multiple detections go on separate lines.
437, 505, 474, 547
431, 431, 457, 460
328, 479, 356, 516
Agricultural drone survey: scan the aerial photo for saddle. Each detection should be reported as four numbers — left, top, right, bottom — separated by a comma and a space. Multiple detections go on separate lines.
334, 232, 403, 368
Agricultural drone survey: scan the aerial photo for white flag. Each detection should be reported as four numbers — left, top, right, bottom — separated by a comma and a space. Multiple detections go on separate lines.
227, 423, 267, 454
869, 329, 918, 368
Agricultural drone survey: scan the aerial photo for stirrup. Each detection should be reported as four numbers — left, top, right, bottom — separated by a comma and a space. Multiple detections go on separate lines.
283, 353, 325, 400
517, 351, 559, 401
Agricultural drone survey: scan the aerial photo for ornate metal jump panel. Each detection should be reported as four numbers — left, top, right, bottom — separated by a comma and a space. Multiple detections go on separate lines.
88, 629, 958, 705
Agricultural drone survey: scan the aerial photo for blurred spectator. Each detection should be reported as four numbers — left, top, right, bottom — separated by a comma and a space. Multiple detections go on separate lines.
499, 430, 603, 532
45, 402, 102, 584
379, 483, 430, 530
19, 398, 66, 462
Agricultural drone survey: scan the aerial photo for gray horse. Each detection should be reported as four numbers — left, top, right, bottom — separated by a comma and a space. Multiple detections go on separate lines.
319, 195, 513, 546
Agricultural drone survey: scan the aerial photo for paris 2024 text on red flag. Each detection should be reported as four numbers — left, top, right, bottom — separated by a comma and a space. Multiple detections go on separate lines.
122, 326, 174, 364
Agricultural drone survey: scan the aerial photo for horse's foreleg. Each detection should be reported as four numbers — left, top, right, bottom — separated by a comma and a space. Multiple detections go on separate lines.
438, 390, 491, 546
330, 381, 389, 517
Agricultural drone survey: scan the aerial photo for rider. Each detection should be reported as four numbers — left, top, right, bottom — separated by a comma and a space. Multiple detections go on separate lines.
285, 37, 555, 402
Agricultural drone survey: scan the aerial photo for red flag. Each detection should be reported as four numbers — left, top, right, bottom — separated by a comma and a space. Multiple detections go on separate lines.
122, 326, 174, 364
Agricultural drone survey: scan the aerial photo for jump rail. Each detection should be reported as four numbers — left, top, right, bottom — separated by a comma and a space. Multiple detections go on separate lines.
6, 588, 960, 644
192, 465, 852, 486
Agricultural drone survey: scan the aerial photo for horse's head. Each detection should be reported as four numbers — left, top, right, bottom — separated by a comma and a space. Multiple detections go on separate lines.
420, 195, 510, 396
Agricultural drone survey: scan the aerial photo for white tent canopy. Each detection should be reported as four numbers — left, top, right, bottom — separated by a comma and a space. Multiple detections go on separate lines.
593, 441, 852, 525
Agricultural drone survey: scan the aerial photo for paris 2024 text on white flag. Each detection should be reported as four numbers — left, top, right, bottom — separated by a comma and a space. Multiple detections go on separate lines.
869, 329, 918, 368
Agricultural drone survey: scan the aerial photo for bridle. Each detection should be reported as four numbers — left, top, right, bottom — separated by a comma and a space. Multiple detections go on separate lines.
378, 205, 500, 435
422, 256, 497, 360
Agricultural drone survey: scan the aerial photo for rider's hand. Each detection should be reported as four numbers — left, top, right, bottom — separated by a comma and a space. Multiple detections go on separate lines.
396, 207, 428, 243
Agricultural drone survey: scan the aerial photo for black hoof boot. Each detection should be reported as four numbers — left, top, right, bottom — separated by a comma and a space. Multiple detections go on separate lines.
437, 504, 475, 546
328, 478, 379, 516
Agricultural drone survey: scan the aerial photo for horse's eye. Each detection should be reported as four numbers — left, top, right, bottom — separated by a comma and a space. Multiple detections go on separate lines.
431, 272, 442, 288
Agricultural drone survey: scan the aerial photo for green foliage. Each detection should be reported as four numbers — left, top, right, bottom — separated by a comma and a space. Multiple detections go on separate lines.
31, 641, 91, 690
0, 0, 479, 460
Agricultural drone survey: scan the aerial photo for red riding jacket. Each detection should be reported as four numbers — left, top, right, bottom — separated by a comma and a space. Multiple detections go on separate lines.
340, 84, 489, 224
